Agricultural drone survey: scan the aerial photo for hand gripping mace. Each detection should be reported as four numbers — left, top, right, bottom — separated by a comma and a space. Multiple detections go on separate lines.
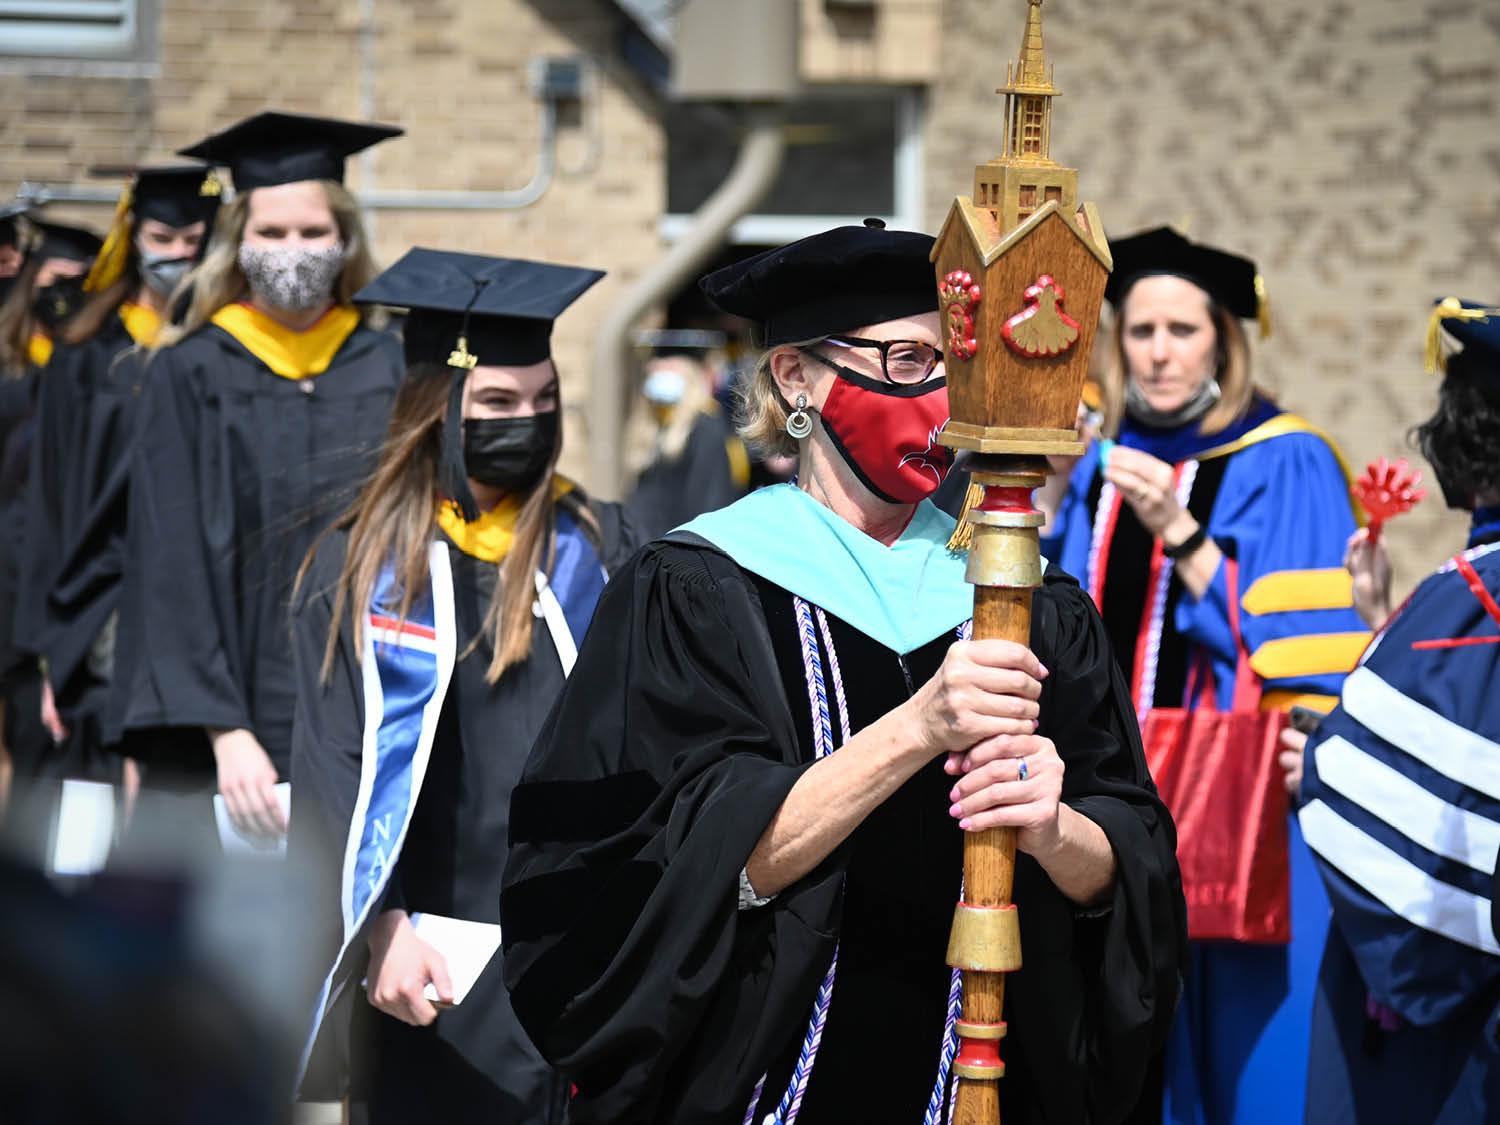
931, 3, 1112, 1120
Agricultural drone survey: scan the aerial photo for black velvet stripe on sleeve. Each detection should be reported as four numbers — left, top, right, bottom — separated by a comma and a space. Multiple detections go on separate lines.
508, 770, 662, 845
501, 542, 836, 1123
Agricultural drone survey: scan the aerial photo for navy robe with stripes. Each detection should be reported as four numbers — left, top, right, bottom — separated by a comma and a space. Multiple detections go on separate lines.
1298, 523, 1500, 1123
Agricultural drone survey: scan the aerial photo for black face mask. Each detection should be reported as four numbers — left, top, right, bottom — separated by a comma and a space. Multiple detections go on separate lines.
32, 277, 87, 330
462, 411, 558, 493
0, 275, 16, 308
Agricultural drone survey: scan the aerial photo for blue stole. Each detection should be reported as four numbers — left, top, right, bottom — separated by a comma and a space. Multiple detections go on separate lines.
298, 540, 458, 1084
297, 516, 609, 1086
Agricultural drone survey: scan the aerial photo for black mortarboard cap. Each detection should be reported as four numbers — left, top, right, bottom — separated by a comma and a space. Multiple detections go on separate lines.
177, 111, 403, 192
699, 222, 938, 345
129, 165, 223, 228
354, 247, 605, 520
32, 221, 103, 264
1104, 226, 1263, 324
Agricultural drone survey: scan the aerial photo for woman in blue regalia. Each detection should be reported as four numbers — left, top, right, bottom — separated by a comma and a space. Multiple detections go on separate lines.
1289, 298, 1500, 1123
1043, 227, 1370, 1124
291, 249, 637, 1121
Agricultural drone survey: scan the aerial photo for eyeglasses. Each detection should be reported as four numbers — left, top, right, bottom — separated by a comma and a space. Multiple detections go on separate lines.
820, 336, 944, 385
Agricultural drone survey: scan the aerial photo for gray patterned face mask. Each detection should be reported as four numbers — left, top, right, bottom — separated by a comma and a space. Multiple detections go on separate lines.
237, 241, 346, 312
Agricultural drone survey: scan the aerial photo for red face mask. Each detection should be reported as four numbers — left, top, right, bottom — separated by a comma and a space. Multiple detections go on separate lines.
816, 364, 953, 504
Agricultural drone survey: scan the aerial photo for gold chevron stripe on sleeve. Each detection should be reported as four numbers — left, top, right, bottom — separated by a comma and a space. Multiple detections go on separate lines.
1241, 568, 1355, 615
1249, 632, 1372, 681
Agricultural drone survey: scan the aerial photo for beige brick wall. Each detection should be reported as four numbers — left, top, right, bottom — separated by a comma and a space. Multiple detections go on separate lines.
7, 0, 1498, 568
0, 0, 667, 488
924, 0, 1500, 594
800, 0, 943, 85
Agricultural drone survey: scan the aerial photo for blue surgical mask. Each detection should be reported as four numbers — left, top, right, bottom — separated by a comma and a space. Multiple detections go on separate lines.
139, 252, 194, 298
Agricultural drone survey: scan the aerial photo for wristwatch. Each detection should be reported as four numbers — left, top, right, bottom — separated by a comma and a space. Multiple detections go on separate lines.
1163, 524, 1208, 559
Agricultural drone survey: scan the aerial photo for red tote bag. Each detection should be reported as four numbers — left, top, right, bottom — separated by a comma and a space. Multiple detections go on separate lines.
1142, 559, 1291, 944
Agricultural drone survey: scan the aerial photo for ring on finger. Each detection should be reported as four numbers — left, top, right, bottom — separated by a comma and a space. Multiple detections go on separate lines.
1017, 758, 1029, 782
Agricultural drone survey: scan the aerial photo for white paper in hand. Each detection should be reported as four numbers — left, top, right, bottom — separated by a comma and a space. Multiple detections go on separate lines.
213, 781, 291, 858
50, 779, 117, 876
409, 912, 503, 1006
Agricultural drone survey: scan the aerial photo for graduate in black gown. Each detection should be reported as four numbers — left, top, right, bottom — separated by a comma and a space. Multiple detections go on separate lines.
0, 220, 102, 782
111, 113, 404, 836
625, 334, 748, 537
11, 166, 219, 786
501, 224, 1188, 1125
291, 249, 636, 1121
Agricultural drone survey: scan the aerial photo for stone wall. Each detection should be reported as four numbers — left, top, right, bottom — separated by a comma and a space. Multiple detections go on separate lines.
5, 0, 1498, 569
0, 0, 668, 485
925, 0, 1500, 588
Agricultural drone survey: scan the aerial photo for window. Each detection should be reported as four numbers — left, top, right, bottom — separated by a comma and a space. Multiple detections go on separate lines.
1021, 98, 1044, 154
664, 88, 924, 242
1019, 185, 1036, 207
0, 0, 143, 58
1044, 185, 1062, 203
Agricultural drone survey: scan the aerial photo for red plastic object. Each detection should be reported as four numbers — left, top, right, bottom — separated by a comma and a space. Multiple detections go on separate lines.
1352, 457, 1426, 544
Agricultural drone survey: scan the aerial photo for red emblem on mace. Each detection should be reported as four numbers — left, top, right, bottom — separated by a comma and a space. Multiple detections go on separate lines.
1001, 274, 1080, 358
939, 270, 982, 360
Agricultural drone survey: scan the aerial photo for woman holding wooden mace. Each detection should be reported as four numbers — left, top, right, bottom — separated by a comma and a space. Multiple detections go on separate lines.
500, 222, 1187, 1124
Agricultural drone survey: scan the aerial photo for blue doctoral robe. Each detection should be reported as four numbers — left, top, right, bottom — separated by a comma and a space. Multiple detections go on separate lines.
1296, 516, 1500, 1124
1050, 400, 1370, 1125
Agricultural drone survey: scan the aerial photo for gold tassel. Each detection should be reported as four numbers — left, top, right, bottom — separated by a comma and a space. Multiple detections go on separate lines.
83, 184, 134, 293
1424, 296, 1498, 375
1253, 274, 1272, 341
946, 480, 985, 552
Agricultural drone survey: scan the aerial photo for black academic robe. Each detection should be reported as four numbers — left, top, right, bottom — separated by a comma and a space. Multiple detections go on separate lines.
501, 541, 1188, 1125
110, 318, 402, 779
9, 318, 142, 780
0, 367, 48, 776
290, 500, 637, 1122
625, 410, 745, 539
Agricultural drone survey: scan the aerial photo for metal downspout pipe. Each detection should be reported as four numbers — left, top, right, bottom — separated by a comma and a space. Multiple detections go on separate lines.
589, 105, 785, 499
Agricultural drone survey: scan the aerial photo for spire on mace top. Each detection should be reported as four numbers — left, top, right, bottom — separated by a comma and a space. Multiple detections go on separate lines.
999, 0, 1058, 165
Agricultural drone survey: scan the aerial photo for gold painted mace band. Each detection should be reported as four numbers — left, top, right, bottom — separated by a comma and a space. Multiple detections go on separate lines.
954, 1019, 1009, 1041
953, 1060, 1008, 1081
939, 420, 1085, 457
946, 902, 1024, 972
964, 524, 1043, 589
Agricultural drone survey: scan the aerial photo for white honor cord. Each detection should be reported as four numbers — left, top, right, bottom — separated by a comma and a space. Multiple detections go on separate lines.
534, 571, 578, 676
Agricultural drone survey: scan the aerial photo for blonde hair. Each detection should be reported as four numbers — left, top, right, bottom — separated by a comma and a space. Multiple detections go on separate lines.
1099, 296, 1254, 438
153, 180, 381, 353
735, 336, 827, 458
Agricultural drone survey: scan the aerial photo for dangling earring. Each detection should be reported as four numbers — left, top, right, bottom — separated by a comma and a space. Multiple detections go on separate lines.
785, 392, 813, 439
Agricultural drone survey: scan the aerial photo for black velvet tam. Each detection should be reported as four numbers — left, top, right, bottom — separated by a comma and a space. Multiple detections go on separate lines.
699, 222, 938, 345
1104, 225, 1261, 321
177, 111, 403, 192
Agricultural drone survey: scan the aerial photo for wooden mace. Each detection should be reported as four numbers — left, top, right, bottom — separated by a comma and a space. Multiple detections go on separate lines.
930, 2, 1112, 1121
